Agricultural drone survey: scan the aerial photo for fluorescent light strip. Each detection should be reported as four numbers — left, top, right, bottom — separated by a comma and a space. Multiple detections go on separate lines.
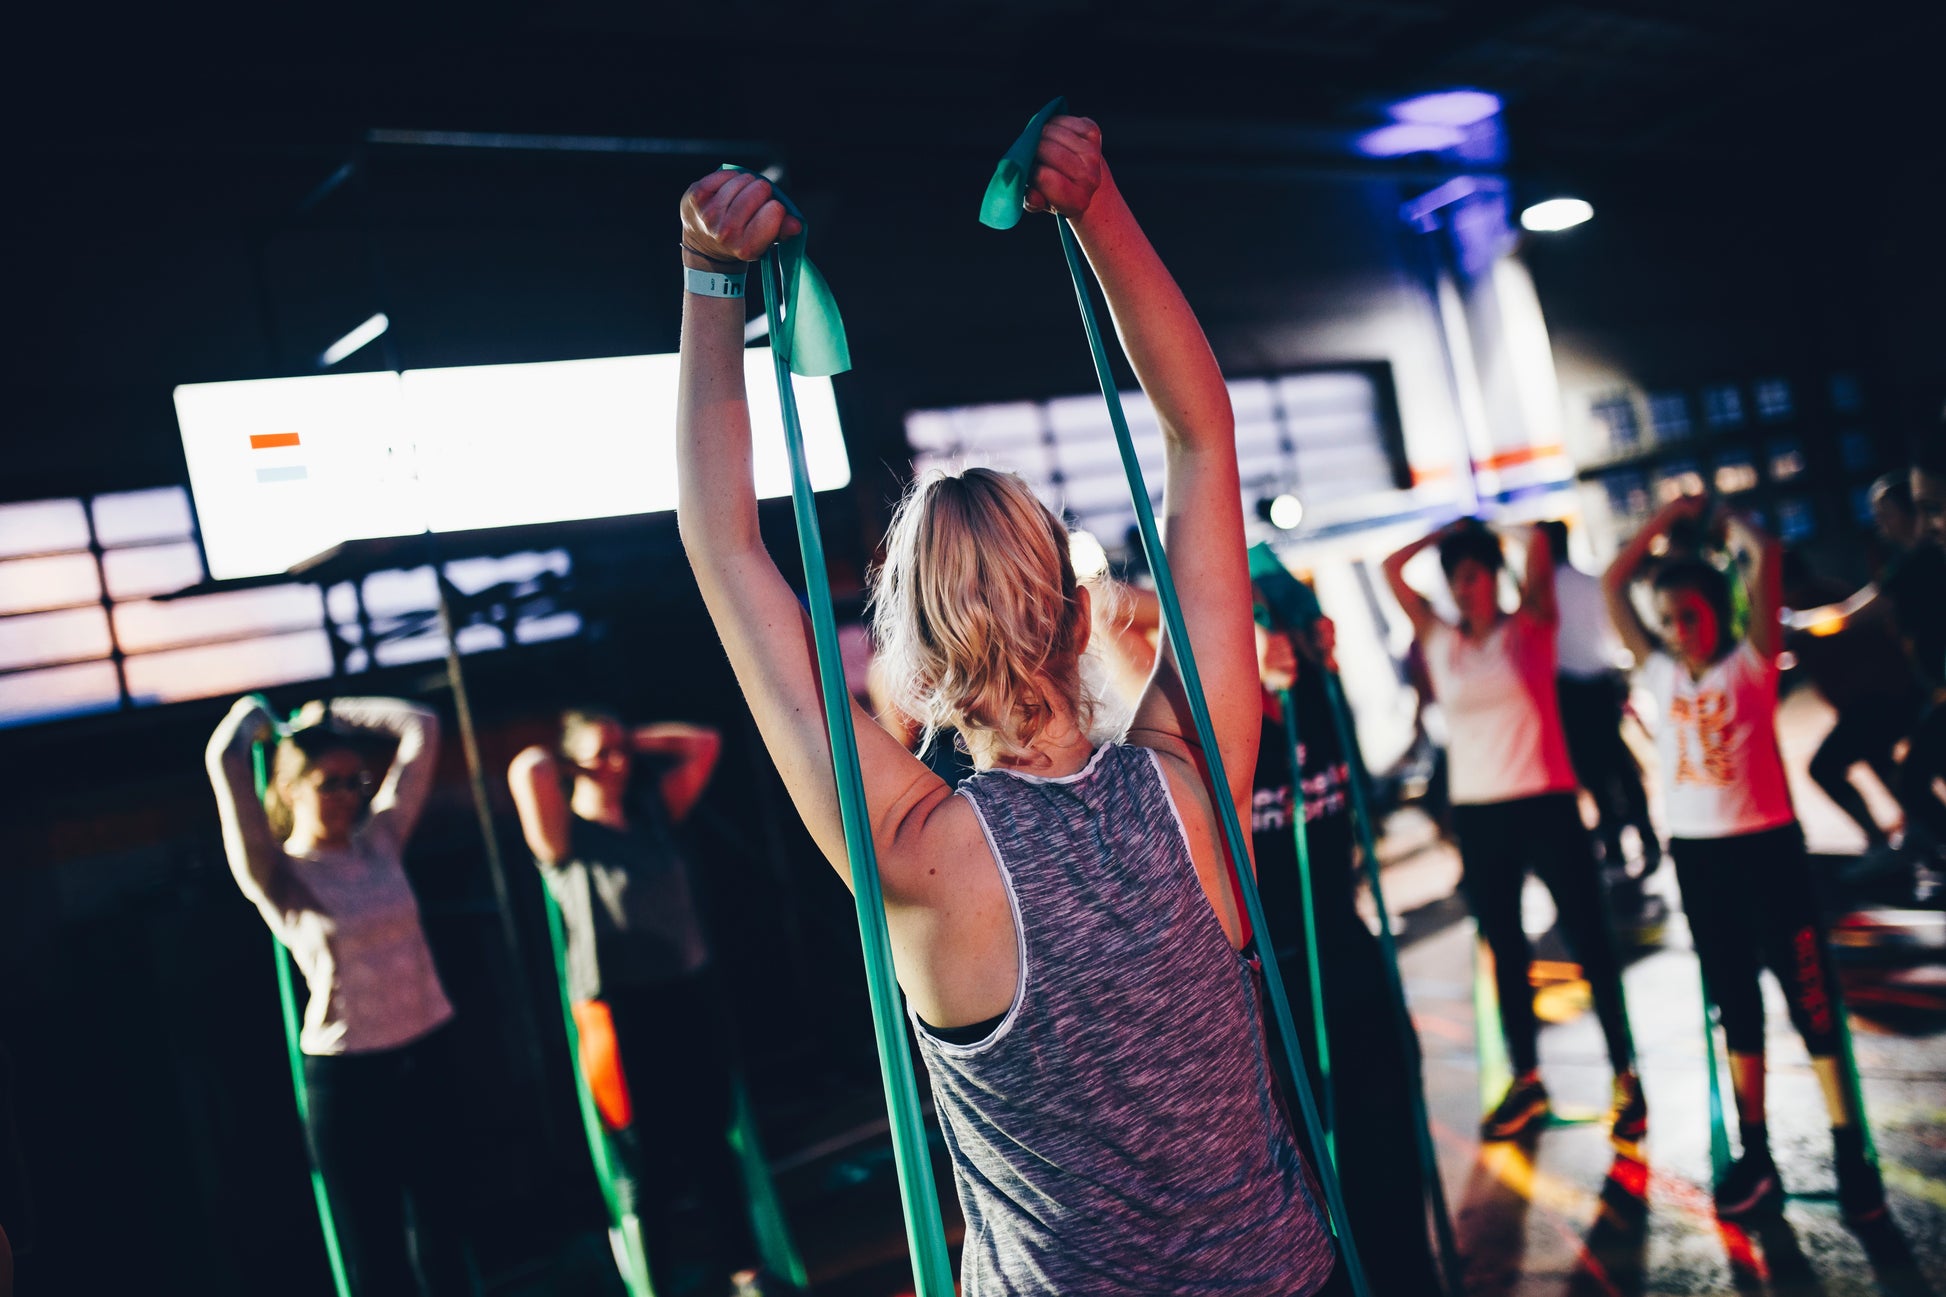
319, 313, 390, 368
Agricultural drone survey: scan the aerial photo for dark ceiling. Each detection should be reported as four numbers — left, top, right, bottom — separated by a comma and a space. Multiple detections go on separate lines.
18, 1, 1941, 176
6, 0, 1942, 499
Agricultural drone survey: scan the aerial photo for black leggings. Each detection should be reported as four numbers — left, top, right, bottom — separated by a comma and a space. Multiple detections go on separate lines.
1808, 698, 1912, 847
1900, 698, 1946, 851
1671, 824, 1842, 1057
1557, 674, 1659, 870
608, 971, 755, 1287
1453, 792, 1634, 1076
303, 1025, 471, 1296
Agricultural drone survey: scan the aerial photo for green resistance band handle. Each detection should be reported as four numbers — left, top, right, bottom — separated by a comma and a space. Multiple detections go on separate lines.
1275, 689, 1337, 1165
1320, 672, 1465, 1297
539, 888, 655, 1296
753, 241, 956, 1296
1044, 212, 1371, 1297
246, 695, 352, 1297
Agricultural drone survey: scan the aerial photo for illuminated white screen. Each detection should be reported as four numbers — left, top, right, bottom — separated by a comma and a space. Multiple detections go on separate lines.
176, 349, 849, 579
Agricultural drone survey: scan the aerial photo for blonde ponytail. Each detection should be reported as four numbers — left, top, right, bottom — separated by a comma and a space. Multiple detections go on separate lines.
870, 468, 1095, 766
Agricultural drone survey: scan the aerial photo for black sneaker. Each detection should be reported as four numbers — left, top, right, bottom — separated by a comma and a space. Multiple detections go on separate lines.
1609, 1072, 1648, 1146
1714, 1150, 1783, 1220
1836, 1137, 1888, 1225
1481, 1075, 1551, 1140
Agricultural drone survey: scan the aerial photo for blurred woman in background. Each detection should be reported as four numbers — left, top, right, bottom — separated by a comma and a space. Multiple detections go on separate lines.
1604, 497, 1883, 1224
206, 694, 469, 1296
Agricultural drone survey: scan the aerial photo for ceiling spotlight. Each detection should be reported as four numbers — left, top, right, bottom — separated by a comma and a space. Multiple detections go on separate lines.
1068, 528, 1109, 582
1266, 494, 1305, 531
1519, 198, 1594, 232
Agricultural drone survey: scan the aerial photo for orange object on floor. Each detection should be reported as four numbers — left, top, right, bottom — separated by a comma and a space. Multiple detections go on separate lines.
572, 999, 634, 1131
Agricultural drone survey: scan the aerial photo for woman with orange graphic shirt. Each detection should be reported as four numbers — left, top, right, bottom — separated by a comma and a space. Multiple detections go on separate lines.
1604, 495, 1883, 1226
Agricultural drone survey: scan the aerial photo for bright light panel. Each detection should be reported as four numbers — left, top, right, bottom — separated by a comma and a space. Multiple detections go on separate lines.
176, 349, 850, 580
1519, 198, 1594, 232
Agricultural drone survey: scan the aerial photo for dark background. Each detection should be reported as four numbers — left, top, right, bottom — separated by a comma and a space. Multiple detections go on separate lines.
3, 2, 1943, 1292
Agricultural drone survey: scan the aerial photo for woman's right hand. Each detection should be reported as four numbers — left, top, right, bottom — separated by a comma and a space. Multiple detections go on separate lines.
679, 170, 803, 264
1022, 115, 1109, 219
1258, 627, 1298, 693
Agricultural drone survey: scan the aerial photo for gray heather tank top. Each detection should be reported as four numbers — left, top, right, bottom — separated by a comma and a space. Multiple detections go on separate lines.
913, 744, 1335, 1296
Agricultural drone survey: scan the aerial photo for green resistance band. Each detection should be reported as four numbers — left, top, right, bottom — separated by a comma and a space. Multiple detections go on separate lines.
1274, 688, 1337, 1166
736, 175, 956, 1297
728, 1078, 812, 1291
984, 98, 1371, 1297
1467, 927, 1604, 1128
539, 888, 655, 1296
539, 876, 809, 1292
247, 696, 352, 1297
1254, 531, 1462, 1293
1313, 654, 1467, 1296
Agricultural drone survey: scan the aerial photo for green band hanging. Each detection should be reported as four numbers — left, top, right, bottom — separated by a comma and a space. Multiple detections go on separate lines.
741, 188, 956, 1296
984, 98, 1373, 1297
539, 879, 809, 1292
1274, 688, 1338, 1163
247, 695, 352, 1297
1248, 563, 1465, 1297
539, 888, 656, 1296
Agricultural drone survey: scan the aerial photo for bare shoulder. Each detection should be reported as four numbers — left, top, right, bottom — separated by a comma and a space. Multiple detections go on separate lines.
880, 776, 1003, 906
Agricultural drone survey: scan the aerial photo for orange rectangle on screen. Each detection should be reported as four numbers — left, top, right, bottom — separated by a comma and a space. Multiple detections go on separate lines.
249, 432, 302, 449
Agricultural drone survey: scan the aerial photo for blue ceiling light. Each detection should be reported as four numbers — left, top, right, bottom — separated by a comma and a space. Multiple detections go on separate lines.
1389, 89, 1503, 127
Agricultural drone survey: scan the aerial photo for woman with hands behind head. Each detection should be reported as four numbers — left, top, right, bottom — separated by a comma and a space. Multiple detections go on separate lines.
1604, 495, 1884, 1225
676, 116, 1338, 1296
205, 695, 468, 1296
1384, 518, 1644, 1145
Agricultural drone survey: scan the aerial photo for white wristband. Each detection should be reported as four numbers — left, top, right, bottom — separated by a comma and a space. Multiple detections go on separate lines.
684, 265, 746, 298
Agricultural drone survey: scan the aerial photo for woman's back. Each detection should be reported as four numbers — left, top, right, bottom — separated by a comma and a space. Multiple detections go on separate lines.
914, 744, 1333, 1296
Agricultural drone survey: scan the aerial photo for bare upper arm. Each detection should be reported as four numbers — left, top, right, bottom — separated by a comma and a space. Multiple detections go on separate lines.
1517, 527, 1558, 627
1602, 570, 1656, 668
508, 746, 571, 865
1383, 557, 1442, 643
1126, 444, 1259, 806
365, 707, 440, 848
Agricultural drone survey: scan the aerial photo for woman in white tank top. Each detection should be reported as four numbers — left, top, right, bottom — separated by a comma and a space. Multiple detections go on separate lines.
1384, 519, 1643, 1144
